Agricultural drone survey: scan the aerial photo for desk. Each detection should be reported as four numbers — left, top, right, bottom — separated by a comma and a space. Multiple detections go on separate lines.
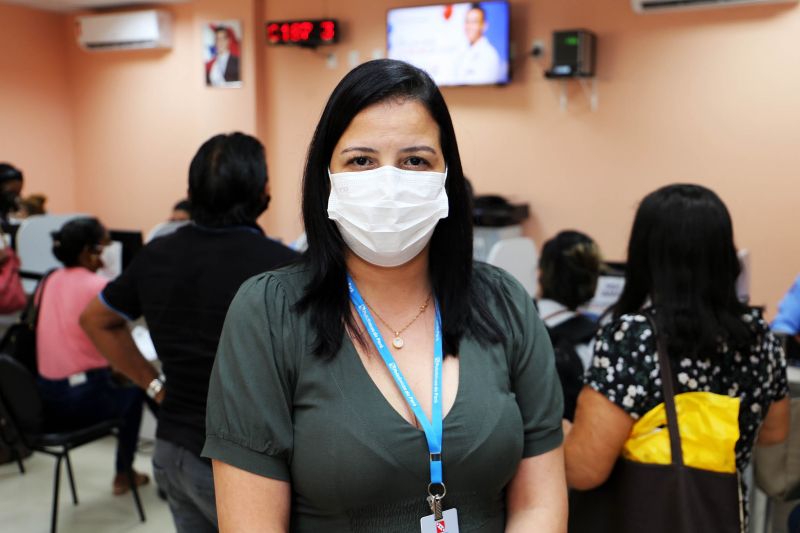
131, 325, 158, 362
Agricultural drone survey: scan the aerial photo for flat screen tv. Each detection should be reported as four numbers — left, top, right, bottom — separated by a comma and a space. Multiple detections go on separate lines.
387, 1, 510, 87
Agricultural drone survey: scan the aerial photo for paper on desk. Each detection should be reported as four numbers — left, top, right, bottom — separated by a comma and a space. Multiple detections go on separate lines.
131, 325, 159, 361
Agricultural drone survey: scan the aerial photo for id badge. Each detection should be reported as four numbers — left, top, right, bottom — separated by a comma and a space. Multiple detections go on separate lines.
420, 508, 459, 533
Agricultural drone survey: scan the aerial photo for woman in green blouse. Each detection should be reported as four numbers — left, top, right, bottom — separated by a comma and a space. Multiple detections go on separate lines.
202, 59, 566, 533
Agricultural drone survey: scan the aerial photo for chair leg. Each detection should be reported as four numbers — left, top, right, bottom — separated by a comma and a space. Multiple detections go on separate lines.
127, 470, 146, 522
51, 455, 63, 533
64, 451, 78, 505
13, 448, 25, 474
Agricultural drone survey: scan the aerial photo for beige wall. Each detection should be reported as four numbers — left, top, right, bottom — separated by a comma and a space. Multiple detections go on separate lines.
66, 0, 259, 230
260, 0, 800, 312
2, 0, 799, 312
0, 3, 77, 213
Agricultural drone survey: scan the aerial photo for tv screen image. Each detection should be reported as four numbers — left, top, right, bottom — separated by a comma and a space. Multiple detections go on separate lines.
387, 1, 510, 87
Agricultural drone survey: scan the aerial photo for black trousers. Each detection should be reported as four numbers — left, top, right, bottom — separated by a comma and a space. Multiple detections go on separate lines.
38, 368, 145, 473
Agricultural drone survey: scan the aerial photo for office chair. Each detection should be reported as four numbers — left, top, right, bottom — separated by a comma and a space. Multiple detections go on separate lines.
0, 394, 28, 474
485, 236, 539, 297
0, 354, 145, 533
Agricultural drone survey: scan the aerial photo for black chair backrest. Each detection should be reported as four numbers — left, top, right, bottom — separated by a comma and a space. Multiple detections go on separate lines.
0, 354, 43, 443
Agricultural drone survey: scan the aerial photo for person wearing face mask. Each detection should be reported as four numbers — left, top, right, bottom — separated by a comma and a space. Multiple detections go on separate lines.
203, 59, 566, 533
80, 132, 299, 533
36, 217, 149, 495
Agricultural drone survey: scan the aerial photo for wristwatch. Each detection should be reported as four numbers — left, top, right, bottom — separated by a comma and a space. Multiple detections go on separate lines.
146, 375, 165, 399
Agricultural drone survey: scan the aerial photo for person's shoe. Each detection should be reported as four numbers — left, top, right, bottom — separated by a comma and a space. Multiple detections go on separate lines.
112, 470, 150, 495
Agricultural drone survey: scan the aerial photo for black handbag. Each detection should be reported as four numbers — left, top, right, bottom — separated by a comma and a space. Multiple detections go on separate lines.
568, 317, 744, 533
0, 270, 54, 376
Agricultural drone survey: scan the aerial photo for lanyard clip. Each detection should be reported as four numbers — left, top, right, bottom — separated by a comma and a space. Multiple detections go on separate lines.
427, 483, 446, 521
427, 493, 444, 521
427, 481, 447, 499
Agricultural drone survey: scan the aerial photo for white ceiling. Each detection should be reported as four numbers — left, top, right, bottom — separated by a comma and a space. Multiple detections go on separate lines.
2, 0, 188, 12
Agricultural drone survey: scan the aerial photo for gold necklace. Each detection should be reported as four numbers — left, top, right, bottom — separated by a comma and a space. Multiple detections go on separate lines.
364, 294, 431, 350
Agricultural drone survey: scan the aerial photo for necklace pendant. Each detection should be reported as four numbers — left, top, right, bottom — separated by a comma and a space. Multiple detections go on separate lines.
392, 337, 405, 349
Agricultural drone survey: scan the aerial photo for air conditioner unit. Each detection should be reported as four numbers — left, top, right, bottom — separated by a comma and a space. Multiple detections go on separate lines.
76, 10, 173, 50
632, 0, 797, 13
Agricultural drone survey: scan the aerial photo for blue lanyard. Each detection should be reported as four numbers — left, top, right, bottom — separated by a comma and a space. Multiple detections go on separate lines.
347, 275, 444, 487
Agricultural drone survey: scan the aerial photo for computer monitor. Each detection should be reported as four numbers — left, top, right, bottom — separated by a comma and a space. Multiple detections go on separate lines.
387, 1, 511, 87
108, 230, 144, 271
580, 262, 626, 319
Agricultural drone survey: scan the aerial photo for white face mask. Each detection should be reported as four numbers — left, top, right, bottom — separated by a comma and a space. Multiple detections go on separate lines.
327, 165, 449, 267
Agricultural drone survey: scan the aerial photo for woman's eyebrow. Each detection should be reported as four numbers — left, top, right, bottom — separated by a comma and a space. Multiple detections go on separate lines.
399, 145, 437, 154
340, 146, 377, 154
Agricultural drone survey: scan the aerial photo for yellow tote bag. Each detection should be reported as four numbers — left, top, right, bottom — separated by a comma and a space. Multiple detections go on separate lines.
623, 391, 740, 474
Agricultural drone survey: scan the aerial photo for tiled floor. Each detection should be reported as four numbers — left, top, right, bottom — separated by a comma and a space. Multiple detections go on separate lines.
0, 436, 174, 533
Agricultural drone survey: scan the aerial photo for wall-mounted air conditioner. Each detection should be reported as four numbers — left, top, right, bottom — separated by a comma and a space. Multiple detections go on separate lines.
632, 0, 797, 13
76, 10, 173, 51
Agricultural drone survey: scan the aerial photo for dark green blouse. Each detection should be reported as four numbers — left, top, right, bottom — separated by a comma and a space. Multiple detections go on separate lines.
202, 262, 563, 533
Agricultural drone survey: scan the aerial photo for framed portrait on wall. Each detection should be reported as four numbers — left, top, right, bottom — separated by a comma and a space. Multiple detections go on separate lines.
204, 20, 243, 88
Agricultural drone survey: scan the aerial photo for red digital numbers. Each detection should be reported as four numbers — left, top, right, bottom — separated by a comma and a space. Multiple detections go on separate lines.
297, 22, 314, 41
266, 22, 281, 43
281, 22, 308, 42
320, 20, 335, 41
265, 19, 337, 46
267, 21, 303, 43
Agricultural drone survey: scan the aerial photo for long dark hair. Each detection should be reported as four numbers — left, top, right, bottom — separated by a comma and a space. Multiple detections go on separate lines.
613, 184, 750, 357
52, 217, 105, 268
296, 59, 505, 358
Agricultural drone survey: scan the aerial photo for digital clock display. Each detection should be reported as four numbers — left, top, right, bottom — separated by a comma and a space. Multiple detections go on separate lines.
266, 19, 338, 47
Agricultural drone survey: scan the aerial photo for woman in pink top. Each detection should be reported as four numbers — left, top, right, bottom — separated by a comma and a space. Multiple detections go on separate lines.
37, 217, 148, 495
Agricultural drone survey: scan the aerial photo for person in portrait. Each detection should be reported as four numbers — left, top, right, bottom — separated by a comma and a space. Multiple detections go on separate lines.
206, 25, 241, 87
452, 3, 502, 85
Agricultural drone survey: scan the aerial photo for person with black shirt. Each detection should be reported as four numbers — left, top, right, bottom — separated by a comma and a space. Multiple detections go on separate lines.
537, 230, 602, 421
80, 132, 299, 533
